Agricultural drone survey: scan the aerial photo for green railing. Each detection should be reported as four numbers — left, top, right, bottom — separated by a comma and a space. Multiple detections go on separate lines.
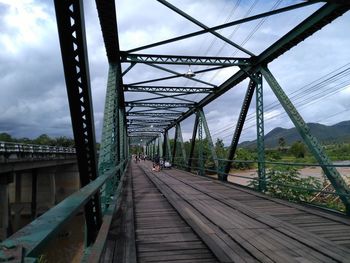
171, 156, 350, 214
0, 159, 129, 262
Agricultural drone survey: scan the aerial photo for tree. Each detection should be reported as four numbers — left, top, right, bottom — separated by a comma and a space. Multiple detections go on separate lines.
34, 134, 54, 145
0, 133, 13, 142
278, 137, 286, 150
289, 141, 306, 158
215, 138, 226, 159
248, 165, 321, 202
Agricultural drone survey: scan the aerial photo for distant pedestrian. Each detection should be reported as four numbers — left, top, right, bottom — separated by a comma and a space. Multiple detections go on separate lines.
154, 154, 160, 172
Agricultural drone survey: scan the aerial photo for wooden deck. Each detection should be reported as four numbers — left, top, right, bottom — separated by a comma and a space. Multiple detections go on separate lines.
103, 161, 350, 262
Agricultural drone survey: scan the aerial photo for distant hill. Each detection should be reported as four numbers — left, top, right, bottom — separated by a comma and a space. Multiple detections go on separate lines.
239, 120, 350, 148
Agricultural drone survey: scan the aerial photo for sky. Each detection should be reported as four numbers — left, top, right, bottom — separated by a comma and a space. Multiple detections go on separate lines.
0, 0, 350, 145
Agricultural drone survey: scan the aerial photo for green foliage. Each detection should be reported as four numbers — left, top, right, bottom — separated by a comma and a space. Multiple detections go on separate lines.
231, 148, 255, 170
289, 141, 306, 158
0, 133, 75, 147
0, 133, 13, 142
249, 165, 321, 203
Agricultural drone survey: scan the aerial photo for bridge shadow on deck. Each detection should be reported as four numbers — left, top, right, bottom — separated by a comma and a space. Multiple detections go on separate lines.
103, 161, 350, 263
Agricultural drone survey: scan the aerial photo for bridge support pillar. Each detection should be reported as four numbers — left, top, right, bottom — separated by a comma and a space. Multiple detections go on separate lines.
0, 173, 13, 241
36, 167, 57, 214
13, 172, 22, 231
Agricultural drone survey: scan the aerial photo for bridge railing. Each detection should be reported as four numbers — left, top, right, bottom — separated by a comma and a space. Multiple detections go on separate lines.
171, 156, 350, 214
0, 158, 129, 262
0, 141, 76, 162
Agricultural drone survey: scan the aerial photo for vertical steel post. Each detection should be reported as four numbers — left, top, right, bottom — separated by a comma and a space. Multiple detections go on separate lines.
166, 133, 173, 163
188, 113, 199, 172
176, 123, 187, 166
255, 72, 266, 191
261, 66, 350, 214
159, 135, 163, 158
54, 0, 101, 244
198, 115, 204, 176
172, 125, 179, 165
163, 132, 168, 160
198, 109, 219, 174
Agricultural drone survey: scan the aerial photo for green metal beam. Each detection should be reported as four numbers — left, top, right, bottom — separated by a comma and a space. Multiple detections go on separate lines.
157, 0, 254, 56
126, 102, 194, 108
128, 1, 316, 53
121, 52, 250, 66
198, 109, 219, 174
255, 73, 266, 191
176, 123, 187, 165
0, 163, 125, 260
261, 66, 350, 214
127, 112, 180, 117
255, 3, 350, 65
172, 125, 178, 165
224, 79, 256, 179
188, 113, 199, 172
124, 85, 213, 93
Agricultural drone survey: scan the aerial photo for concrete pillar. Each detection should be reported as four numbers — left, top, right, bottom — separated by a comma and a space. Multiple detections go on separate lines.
31, 169, 37, 219
36, 166, 57, 215
0, 173, 13, 241
13, 172, 22, 231
55, 163, 79, 203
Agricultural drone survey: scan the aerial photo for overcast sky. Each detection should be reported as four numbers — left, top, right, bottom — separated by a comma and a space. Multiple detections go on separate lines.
1, 0, 350, 145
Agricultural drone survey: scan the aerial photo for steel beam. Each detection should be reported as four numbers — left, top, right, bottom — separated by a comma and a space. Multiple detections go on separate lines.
124, 85, 213, 93
157, 0, 254, 56
255, 73, 266, 191
172, 125, 178, 165
224, 79, 256, 179
127, 112, 181, 117
128, 128, 164, 133
127, 2, 318, 53
188, 113, 199, 172
261, 66, 350, 214
54, 0, 101, 244
198, 109, 219, 174
121, 53, 249, 66
98, 64, 118, 175
176, 123, 187, 165
126, 102, 194, 108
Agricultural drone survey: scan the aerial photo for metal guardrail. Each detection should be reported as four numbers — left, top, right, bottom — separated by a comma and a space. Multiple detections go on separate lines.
0, 141, 76, 154
0, 159, 129, 262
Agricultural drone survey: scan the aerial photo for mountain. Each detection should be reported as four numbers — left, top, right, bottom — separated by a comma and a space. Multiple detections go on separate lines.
239, 120, 350, 148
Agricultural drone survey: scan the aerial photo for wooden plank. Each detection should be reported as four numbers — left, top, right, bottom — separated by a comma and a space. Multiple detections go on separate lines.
131, 163, 218, 263
141, 163, 350, 262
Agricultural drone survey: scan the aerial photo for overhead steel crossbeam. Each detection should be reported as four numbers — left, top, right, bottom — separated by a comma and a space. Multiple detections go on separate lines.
128, 134, 158, 138
128, 128, 164, 133
128, 119, 173, 124
126, 102, 194, 108
128, 123, 169, 127
127, 112, 180, 117
124, 85, 213, 93
120, 53, 250, 66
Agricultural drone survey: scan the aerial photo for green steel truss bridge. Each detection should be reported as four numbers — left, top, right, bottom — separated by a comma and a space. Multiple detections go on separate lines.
1, 0, 350, 262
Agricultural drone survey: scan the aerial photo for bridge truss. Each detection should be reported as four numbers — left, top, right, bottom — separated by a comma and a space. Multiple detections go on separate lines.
1, 0, 350, 262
